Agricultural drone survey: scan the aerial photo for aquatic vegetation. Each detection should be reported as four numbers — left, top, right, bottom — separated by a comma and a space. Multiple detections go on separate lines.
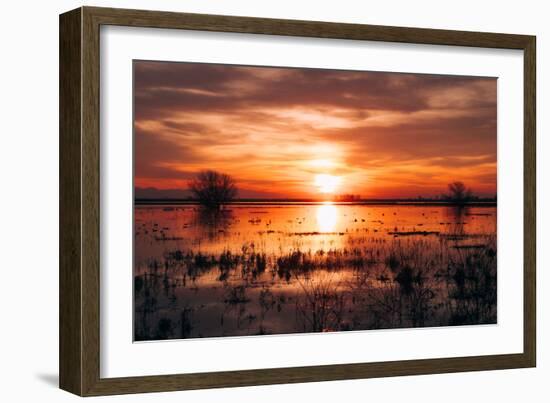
134, 204, 497, 340
295, 274, 347, 332
225, 285, 250, 304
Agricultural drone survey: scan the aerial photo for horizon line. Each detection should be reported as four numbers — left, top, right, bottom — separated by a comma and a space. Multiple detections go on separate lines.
134, 197, 497, 206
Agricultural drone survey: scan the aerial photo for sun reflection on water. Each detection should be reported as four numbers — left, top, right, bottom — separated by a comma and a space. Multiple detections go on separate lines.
316, 202, 338, 232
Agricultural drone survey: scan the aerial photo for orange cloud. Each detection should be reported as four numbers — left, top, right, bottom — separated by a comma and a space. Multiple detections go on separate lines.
134, 61, 497, 199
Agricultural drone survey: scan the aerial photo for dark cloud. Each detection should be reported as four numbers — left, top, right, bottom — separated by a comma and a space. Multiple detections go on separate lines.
134, 127, 204, 180
134, 61, 496, 117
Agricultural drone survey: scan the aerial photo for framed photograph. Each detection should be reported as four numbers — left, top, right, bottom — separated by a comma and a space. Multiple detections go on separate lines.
59, 6, 536, 396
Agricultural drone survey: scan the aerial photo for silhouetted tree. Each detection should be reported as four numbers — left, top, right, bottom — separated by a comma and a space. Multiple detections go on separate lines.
188, 170, 238, 208
444, 181, 473, 203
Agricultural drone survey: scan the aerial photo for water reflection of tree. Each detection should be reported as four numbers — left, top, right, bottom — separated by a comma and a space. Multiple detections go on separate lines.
446, 205, 470, 238
193, 207, 235, 240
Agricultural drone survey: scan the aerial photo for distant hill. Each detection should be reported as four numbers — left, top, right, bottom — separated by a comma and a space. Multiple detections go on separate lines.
134, 187, 192, 200
134, 187, 284, 200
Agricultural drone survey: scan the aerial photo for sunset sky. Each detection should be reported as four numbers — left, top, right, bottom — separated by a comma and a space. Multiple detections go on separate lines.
134, 61, 497, 199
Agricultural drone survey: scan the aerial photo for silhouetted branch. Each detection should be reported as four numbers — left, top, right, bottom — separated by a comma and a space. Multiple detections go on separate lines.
443, 181, 474, 204
188, 170, 238, 207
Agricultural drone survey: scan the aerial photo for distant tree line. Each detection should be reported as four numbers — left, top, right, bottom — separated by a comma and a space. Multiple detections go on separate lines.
335, 194, 362, 202
185, 172, 489, 207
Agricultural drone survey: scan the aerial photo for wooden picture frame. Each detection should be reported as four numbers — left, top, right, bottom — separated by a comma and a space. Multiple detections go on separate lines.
59, 6, 536, 396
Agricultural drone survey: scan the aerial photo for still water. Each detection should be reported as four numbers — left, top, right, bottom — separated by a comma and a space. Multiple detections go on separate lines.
134, 203, 497, 340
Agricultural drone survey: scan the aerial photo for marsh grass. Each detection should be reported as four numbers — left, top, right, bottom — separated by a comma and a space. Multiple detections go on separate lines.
134, 205, 497, 340
135, 232, 496, 339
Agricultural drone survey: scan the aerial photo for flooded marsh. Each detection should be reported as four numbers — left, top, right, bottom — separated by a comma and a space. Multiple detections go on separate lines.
134, 203, 497, 340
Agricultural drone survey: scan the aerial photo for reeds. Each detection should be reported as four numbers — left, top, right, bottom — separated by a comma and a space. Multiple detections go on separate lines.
135, 229, 497, 339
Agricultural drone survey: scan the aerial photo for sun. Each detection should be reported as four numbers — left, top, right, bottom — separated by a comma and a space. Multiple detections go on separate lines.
314, 174, 341, 194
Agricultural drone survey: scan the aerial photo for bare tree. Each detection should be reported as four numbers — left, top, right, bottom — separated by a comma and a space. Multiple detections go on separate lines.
188, 170, 238, 207
445, 181, 473, 203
